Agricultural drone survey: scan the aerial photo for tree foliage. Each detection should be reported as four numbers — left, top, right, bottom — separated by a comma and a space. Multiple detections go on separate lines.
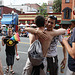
38, 3, 48, 18
52, 0, 62, 13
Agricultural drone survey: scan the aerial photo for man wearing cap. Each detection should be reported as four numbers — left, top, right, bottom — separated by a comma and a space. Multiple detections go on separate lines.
63, 19, 75, 75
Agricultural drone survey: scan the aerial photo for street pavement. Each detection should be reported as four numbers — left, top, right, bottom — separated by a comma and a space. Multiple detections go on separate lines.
0, 36, 68, 75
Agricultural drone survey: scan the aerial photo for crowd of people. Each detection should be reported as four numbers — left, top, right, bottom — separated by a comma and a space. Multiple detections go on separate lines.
0, 24, 36, 37
0, 15, 75, 75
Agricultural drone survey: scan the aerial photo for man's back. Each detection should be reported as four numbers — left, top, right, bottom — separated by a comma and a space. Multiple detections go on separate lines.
37, 28, 66, 57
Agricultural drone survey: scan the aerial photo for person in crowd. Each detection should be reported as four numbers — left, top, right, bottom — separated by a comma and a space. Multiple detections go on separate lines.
45, 15, 67, 75
62, 19, 75, 75
2, 28, 18, 74
0, 60, 3, 75
67, 27, 71, 36
6, 25, 8, 36
0, 44, 4, 75
22, 15, 66, 75
0, 26, 2, 36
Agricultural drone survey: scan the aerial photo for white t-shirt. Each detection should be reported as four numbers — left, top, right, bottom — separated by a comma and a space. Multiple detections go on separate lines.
47, 35, 63, 57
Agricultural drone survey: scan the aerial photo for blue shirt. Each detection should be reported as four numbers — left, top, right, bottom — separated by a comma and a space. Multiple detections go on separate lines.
68, 27, 75, 72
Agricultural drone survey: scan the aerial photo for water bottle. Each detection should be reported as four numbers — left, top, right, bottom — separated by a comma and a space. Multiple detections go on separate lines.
60, 64, 64, 73
46, 69, 50, 75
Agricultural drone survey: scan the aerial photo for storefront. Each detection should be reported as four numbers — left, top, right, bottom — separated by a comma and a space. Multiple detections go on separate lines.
1, 14, 18, 31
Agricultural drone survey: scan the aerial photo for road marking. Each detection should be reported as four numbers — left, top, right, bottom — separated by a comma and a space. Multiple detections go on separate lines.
19, 42, 30, 44
0, 40, 62, 47
17, 45, 62, 54
18, 51, 28, 54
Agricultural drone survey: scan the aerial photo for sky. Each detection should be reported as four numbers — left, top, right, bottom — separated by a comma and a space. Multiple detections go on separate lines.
3, 0, 49, 5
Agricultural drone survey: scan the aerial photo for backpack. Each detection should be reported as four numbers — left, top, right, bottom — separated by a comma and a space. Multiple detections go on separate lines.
28, 40, 44, 66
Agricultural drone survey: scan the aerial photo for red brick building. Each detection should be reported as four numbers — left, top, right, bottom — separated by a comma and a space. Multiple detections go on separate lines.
61, 0, 75, 28
0, 5, 21, 16
47, 0, 54, 13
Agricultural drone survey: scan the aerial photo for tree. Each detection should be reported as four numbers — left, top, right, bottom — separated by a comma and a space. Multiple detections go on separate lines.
52, 0, 62, 13
38, 3, 48, 18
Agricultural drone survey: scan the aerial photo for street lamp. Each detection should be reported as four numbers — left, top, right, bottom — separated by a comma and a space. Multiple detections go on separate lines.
12, 10, 14, 25
12, 10, 15, 31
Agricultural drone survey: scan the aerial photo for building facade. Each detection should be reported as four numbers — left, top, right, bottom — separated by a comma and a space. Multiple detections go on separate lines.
18, 13, 61, 25
25, 3, 40, 12
0, 0, 4, 5
47, 0, 54, 13
0, 5, 62, 26
61, 0, 75, 28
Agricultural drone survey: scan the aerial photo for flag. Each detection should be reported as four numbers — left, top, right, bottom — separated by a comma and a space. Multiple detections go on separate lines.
10, 33, 20, 41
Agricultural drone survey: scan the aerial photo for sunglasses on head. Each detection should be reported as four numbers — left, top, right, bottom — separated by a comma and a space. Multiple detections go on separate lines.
49, 15, 57, 19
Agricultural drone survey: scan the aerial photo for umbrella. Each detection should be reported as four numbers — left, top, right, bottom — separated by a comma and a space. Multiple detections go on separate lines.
25, 24, 30, 26
31, 24, 36, 26
1, 24, 6, 26
18, 24, 24, 26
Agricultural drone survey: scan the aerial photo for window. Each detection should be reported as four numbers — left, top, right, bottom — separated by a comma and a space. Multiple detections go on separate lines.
49, 11, 53, 13
62, 7, 72, 19
49, 6, 52, 9
64, 9, 71, 19
65, 9, 69, 19
65, 0, 70, 3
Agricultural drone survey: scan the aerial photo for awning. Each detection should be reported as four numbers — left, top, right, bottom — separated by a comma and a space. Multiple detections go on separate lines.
1, 15, 16, 25
70, 19, 75, 22
60, 21, 71, 25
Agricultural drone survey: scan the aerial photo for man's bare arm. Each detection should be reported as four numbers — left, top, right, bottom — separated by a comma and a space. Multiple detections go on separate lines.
25, 28, 48, 40
52, 28, 66, 36
60, 41, 67, 68
29, 34, 36, 44
63, 38, 75, 59
2, 37, 5, 46
25, 28, 37, 34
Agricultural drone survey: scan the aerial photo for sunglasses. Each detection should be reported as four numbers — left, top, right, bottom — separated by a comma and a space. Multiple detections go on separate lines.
49, 15, 57, 20
50, 15, 57, 18
48, 21, 54, 24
